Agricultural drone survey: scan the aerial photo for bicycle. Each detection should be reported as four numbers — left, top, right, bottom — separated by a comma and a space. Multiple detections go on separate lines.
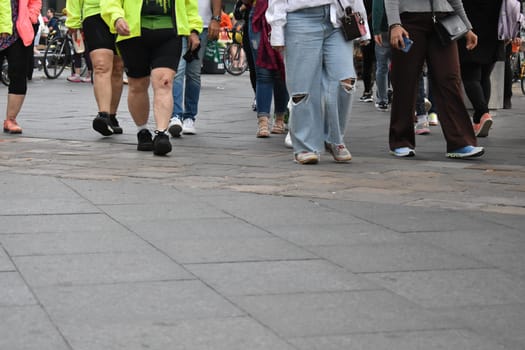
222, 25, 248, 76
43, 21, 87, 79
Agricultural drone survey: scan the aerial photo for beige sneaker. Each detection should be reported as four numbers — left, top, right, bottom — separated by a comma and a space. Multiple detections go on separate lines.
256, 116, 270, 138
294, 151, 319, 164
325, 142, 352, 162
271, 116, 286, 134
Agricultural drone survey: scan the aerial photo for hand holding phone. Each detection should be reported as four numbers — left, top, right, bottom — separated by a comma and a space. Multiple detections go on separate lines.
401, 37, 413, 53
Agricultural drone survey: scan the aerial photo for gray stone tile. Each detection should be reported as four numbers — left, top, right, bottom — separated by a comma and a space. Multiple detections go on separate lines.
267, 223, 403, 246
406, 228, 525, 256
0, 213, 129, 235
14, 251, 192, 287
0, 230, 151, 256
0, 248, 14, 271
438, 304, 525, 350
186, 260, 378, 296
63, 178, 189, 205
289, 329, 507, 350
0, 305, 70, 350
365, 269, 525, 308
203, 194, 365, 226
98, 202, 230, 222
58, 317, 295, 350
35, 280, 243, 325
154, 237, 316, 264
318, 200, 505, 233
0, 198, 99, 215
233, 290, 450, 337
131, 217, 272, 241
0, 272, 37, 306
311, 239, 487, 273
477, 251, 525, 278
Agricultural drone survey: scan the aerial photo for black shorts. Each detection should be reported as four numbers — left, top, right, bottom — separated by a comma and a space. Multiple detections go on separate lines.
116, 28, 182, 78
82, 14, 117, 53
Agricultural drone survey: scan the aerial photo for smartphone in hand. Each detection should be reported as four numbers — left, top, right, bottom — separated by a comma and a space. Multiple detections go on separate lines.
401, 37, 413, 53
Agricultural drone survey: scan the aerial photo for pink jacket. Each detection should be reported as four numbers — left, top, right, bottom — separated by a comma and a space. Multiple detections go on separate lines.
7, 0, 42, 46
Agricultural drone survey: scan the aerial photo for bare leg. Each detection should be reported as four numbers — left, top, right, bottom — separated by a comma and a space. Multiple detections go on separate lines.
6, 94, 25, 120
110, 55, 124, 114
150, 67, 175, 131
127, 76, 150, 126
90, 48, 114, 113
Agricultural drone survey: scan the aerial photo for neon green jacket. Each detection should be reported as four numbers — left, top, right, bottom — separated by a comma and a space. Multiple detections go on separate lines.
65, 0, 102, 29
100, 0, 203, 43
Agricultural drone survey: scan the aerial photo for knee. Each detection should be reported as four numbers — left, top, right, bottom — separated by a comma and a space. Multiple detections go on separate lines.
340, 78, 356, 93
291, 93, 307, 104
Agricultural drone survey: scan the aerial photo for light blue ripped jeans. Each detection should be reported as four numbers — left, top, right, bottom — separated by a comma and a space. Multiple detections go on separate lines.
285, 5, 356, 155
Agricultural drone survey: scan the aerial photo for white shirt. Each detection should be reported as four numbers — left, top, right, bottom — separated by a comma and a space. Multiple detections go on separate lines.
266, 0, 371, 46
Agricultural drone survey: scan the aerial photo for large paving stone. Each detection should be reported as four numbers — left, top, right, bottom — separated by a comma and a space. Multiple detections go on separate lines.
14, 251, 192, 287
0, 197, 99, 215
150, 236, 316, 264
0, 213, 130, 235
232, 290, 451, 337
438, 304, 525, 350
57, 317, 295, 350
0, 248, 14, 271
265, 222, 403, 246
34, 280, 244, 325
365, 269, 525, 308
0, 230, 151, 256
186, 260, 378, 296
0, 272, 37, 306
0, 306, 70, 350
288, 329, 507, 350
310, 238, 486, 273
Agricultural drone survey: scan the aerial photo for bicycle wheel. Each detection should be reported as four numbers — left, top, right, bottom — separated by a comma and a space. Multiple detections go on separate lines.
44, 39, 67, 79
1, 58, 8, 86
223, 43, 248, 76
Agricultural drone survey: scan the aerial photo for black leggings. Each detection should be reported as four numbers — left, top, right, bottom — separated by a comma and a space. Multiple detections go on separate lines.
461, 61, 496, 123
0, 39, 31, 94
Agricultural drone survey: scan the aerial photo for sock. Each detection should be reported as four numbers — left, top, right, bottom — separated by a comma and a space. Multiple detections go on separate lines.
137, 124, 148, 132
416, 114, 428, 124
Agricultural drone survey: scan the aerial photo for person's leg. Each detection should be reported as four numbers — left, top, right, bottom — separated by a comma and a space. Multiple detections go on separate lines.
127, 76, 151, 127
414, 72, 430, 135
172, 39, 187, 120
285, 6, 325, 158
182, 29, 207, 122
503, 44, 513, 109
4, 40, 30, 134
109, 55, 124, 114
461, 62, 488, 123
359, 40, 375, 101
271, 71, 289, 134
322, 20, 356, 161
389, 14, 427, 153
151, 67, 176, 132
427, 39, 477, 151
374, 34, 390, 108
90, 49, 115, 113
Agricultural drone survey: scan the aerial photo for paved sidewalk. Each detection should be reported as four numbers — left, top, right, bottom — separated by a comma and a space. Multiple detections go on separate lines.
1, 71, 524, 350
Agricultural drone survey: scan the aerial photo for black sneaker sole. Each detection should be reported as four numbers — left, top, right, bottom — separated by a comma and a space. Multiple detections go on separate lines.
137, 143, 154, 151
112, 126, 123, 134
93, 117, 114, 136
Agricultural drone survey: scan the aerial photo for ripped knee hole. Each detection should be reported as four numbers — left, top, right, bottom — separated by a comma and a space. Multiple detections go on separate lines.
292, 94, 307, 104
340, 78, 356, 92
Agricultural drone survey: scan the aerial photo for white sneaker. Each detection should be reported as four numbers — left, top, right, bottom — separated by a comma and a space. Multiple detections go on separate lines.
168, 118, 182, 137
182, 119, 196, 134
284, 132, 292, 148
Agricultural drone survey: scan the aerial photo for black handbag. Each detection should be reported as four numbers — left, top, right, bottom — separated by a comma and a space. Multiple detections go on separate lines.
429, 0, 468, 46
337, 0, 367, 41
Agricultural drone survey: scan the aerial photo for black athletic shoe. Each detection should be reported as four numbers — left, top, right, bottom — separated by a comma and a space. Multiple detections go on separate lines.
109, 114, 123, 134
92, 112, 114, 136
137, 129, 153, 151
153, 130, 172, 155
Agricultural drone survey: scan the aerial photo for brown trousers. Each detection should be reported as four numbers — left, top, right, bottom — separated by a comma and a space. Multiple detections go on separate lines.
389, 13, 477, 152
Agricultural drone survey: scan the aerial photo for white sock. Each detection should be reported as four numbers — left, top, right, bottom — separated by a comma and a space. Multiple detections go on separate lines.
137, 124, 148, 132
416, 114, 428, 124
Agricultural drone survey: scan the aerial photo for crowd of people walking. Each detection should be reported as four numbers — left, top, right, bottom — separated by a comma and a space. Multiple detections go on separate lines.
1, 0, 523, 163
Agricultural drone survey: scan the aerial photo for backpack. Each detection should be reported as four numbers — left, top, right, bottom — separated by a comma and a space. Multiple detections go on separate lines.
498, 0, 524, 40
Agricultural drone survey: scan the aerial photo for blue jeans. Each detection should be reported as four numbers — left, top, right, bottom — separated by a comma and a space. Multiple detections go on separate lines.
172, 29, 208, 121
285, 5, 355, 154
374, 33, 391, 104
248, 10, 289, 118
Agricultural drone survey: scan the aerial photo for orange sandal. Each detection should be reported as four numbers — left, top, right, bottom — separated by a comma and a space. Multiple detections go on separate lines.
3, 119, 22, 134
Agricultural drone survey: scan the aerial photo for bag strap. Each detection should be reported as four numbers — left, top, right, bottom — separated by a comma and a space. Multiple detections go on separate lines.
336, 0, 353, 14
